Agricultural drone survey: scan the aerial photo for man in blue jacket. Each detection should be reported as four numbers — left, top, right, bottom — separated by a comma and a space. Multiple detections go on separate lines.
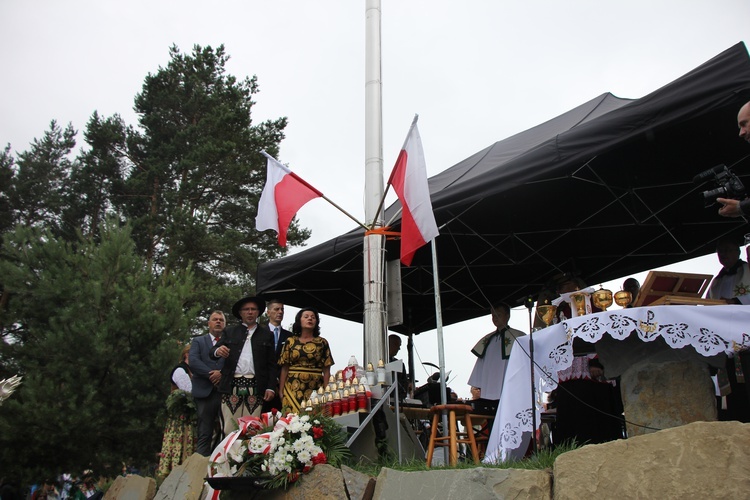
189, 310, 226, 456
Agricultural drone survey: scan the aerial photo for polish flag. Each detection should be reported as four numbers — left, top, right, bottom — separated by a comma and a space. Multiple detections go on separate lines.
256, 154, 323, 247
388, 118, 439, 266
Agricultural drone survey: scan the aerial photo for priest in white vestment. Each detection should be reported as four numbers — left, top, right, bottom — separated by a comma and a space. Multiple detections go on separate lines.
468, 302, 526, 403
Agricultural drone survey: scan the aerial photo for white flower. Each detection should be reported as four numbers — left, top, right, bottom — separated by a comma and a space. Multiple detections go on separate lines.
292, 434, 313, 452
297, 449, 312, 463
248, 435, 271, 454
213, 412, 327, 481
227, 439, 246, 463
211, 461, 231, 477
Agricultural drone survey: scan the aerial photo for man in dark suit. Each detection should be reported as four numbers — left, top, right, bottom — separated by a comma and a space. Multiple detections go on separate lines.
189, 310, 226, 456
262, 298, 292, 413
212, 296, 276, 434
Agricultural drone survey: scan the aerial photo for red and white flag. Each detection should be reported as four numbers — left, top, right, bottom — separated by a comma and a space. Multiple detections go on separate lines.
256, 153, 323, 247
388, 117, 439, 266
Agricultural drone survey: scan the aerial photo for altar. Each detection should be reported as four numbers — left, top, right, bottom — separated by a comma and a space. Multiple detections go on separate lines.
483, 304, 750, 463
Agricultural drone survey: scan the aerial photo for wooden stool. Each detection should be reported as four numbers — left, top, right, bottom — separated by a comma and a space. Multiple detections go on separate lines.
425, 404, 480, 467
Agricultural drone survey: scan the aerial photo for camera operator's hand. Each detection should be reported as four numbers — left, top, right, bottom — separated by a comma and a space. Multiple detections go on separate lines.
717, 197, 743, 217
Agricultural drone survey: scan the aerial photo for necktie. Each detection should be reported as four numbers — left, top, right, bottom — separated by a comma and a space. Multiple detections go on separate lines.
274, 327, 280, 349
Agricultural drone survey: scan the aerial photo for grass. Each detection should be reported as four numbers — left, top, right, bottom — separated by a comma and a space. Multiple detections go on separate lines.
350, 441, 581, 477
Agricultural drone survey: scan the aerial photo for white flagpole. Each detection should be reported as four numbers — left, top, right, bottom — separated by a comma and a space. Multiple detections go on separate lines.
431, 239, 449, 463
363, 0, 387, 368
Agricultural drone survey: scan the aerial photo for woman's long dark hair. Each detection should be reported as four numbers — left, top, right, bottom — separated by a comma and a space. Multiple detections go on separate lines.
292, 307, 321, 337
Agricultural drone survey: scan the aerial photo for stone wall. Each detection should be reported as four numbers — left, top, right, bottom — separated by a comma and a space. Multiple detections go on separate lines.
124, 421, 750, 500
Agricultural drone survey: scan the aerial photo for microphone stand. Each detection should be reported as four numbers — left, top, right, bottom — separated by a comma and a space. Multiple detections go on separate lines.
524, 296, 538, 454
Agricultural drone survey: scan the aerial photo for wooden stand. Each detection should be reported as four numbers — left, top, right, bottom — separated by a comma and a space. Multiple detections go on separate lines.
633, 271, 714, 307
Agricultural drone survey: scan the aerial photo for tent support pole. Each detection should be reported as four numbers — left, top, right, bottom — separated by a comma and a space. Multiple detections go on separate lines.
431, 239, 449, 464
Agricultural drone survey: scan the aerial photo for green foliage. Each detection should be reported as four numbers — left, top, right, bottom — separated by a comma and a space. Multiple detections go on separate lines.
165, 389, 197, 423
0, 146, 14, 236
0, 221, 196, 484
6, 121, 77, 235
315, 416, 351, 466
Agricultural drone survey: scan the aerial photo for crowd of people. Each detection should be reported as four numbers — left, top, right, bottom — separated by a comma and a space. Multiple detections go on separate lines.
156, 296, 335, 475
0, 471, 103, 500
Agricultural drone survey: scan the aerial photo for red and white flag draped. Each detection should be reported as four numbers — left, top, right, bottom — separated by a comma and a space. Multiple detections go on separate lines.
387, 117, 439, 266
256, 153, 323, 247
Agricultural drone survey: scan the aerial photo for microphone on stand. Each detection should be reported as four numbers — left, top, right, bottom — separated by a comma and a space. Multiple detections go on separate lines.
523, 295, 538, 455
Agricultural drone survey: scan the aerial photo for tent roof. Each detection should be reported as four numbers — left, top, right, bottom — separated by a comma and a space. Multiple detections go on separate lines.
258, 42, 750, 335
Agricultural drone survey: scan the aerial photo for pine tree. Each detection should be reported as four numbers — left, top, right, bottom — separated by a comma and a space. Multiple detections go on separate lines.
73, 45, 307, 311
10, 120, 77, 236
0, 221, 195, 483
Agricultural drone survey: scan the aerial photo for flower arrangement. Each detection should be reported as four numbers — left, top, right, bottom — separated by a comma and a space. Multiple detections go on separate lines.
208, 410, 350, 490
165, 389, 197, 423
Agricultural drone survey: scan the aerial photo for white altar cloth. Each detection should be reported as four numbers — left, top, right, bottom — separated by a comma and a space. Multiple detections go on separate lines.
483, 305, 750, 463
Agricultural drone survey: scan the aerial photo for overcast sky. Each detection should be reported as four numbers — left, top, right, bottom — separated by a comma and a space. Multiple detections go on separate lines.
2, 1, 749, 397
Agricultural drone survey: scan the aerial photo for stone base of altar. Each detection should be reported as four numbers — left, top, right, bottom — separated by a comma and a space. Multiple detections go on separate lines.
620, 359, 717, 437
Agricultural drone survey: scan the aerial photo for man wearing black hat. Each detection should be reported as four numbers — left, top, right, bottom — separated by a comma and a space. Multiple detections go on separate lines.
212, 296, 276, 434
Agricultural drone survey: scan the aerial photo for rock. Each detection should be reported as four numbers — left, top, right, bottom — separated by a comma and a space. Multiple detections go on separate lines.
620, 360, 717, 437
155, 453, 209, 500
372, 467, 551, 500
553, 421, 750, 499
341, 464, 375, 500
279, 464, 347, 500
221, 464, 346, 500
104, 474, 156, 500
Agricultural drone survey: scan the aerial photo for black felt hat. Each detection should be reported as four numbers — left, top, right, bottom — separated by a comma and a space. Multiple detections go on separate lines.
231, 296, 266, 320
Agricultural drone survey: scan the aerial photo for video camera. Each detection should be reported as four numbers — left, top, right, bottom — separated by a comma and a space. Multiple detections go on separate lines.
693, 164, 745, 204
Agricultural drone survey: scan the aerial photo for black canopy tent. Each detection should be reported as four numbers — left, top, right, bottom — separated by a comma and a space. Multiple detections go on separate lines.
258, 42, 750, 336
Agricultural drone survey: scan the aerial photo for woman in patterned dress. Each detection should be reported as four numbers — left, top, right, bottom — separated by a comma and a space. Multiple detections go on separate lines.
278, 307, 334, 413
156, 345, 197, 476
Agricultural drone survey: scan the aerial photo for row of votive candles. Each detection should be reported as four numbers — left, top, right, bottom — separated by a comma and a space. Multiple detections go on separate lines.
303, 377, 373, 416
